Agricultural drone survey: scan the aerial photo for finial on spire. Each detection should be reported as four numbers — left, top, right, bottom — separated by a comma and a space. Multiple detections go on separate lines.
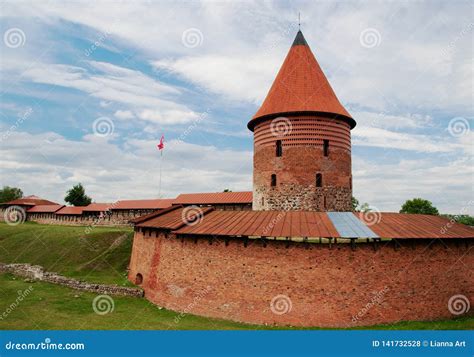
298, 12, 301, 30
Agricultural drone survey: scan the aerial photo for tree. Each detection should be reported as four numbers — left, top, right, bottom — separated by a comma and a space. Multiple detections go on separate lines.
0, 186, 23, 203
223, 189, 232, 192
352, 197, 371, 212
400, 198, 439, 215
65, 183, 92, 206
441, 214, 474, 226
351, 196, 359, 211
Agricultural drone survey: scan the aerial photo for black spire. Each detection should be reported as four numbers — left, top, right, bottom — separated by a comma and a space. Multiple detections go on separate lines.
292, 30, 308, 46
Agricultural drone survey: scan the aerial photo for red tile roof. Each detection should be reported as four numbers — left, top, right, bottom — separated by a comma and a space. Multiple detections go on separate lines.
173, 191, 252, 205
357, 212, 474, 239
56, 206, 85, 215
136, 207, 474, 240
248, 30, 355, 131
136, 205, 214, 230
27, 204, 64, 213
112, 199, 174, 210
83, 203, 113, 212
1, 195, 59, 207
175, 210, 339, 238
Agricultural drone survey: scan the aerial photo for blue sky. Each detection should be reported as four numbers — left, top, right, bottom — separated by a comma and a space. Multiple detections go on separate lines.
0, 0, 472, 214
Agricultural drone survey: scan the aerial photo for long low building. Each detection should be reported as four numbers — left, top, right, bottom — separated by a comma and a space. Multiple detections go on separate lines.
110, 199, 175, 224
1, 192, 253, 226
26, 204, 65, 222
173, 192, 252, 210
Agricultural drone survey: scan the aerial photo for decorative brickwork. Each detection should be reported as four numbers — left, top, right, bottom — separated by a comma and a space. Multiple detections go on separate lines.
128, 231, 473, 327
252, 116, 352, 211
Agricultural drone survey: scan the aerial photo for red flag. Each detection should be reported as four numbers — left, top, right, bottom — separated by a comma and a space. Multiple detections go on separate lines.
157, 135, 165, 150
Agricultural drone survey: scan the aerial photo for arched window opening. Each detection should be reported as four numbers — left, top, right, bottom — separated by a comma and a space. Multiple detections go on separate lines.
135, 273, 143, 285
276, 140, 282, 157
323, 140, 329, 157
271, 174, 277, 187
316, 173, 323, 187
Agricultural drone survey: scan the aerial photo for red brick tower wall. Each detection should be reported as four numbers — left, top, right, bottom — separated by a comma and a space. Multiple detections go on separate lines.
249, 31, 355, 211
253, 115, 352, 211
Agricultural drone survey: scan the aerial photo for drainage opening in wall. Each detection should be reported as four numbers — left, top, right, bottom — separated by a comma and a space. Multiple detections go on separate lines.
135, 273, 143, 285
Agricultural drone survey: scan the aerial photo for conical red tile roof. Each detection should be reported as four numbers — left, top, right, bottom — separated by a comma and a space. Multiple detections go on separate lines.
248, 31, 355, 131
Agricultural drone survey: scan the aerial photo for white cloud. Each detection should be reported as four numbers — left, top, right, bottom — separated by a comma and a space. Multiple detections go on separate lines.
353, 155, 474, 215
114, 110, 135, 120
0, 131, 252, 203
138, 109, 199, 124
10, 60, 200, 125
352, 111, 433, 130
153, 55, 280, 104
353, 126, 463, 153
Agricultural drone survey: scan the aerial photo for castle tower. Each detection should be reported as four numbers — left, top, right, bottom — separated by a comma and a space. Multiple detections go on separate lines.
248, 31, 356, 211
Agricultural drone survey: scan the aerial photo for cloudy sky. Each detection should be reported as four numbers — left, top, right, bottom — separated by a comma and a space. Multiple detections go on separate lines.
0, 0, 472, 214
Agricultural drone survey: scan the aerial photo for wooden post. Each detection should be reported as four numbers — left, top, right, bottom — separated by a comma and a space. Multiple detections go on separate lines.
303, 237, 309, 249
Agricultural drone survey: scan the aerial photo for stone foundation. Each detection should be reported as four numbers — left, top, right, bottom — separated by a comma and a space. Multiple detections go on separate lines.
254, 185, 352, 211
0, 263, 143, 297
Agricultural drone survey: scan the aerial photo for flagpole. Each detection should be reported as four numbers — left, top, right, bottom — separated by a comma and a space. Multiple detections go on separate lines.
159, 149, 163, 198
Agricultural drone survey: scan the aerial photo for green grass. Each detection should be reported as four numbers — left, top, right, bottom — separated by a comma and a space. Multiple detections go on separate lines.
0, 222, 472, 330
0, 222, 133, 285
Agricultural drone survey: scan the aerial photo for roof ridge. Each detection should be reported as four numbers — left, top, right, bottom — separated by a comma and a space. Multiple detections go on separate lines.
131, 204, 183, 224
